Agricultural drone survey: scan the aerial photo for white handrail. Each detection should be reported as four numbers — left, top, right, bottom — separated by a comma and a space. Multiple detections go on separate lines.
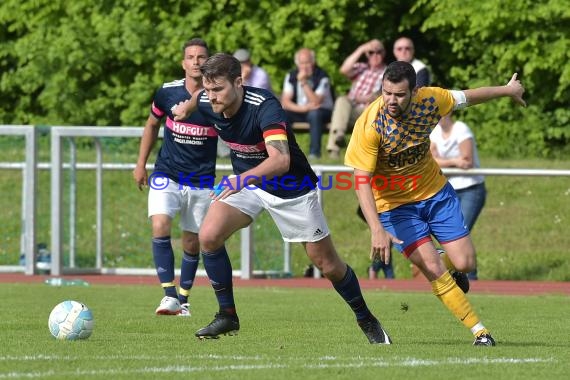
2, 125, 569, 278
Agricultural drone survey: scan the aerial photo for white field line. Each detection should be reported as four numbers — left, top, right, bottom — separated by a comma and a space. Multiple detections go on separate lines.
0, 355, 556, 378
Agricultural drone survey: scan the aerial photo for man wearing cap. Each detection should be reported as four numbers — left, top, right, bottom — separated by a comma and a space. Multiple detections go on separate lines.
233, 48, 273, 92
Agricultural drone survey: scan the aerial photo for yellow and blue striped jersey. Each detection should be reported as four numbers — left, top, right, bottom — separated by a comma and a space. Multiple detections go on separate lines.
345, 87, 455, 212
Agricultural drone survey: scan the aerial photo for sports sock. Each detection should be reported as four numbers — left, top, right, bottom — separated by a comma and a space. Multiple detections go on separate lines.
202, 246, 236, 315
152, 236, 177, 298
471, 323, 490, 337
332, 265, 373, 321
179, 252, 200, 304
432, 271, 485, 334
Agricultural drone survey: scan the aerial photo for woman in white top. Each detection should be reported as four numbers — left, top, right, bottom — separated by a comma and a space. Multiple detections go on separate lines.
430, 112, 486, 280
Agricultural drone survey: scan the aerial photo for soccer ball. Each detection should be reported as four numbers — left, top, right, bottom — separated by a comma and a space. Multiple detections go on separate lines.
48, 300, 94, 340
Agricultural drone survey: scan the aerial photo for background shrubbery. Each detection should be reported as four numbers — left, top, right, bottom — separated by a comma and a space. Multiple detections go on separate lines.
1, 0, 569, 157
0, 1, 568, 279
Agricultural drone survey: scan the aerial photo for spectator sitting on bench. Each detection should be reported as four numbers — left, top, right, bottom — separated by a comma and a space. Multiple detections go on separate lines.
281, 48, 334, 160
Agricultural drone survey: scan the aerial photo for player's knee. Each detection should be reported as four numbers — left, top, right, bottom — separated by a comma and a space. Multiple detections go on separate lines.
316, 256, 345, 281
451, 248, 476, 272
151, 218, 171, 236
198, 230, 222, 252
182, 239, 200, 255
454, 256, 476, 272
322, 263, 348, 282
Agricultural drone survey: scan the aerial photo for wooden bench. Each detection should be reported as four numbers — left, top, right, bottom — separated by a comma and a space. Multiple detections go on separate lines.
291, 122, 331, 132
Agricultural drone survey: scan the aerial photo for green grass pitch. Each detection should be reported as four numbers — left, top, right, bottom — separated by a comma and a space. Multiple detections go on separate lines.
0, 283, 568, 379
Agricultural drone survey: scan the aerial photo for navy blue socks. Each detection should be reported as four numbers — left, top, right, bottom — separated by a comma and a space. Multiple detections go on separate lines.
179, 252, 200, 304
332, 265, 373, 321
202, 245, 236, 315
152, 236, 177, 298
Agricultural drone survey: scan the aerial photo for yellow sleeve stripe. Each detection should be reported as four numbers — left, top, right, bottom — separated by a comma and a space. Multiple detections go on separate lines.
265, 134, 288, 142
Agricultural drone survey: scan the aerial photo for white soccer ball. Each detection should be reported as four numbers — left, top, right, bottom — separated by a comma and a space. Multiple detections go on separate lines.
48, 300, 94, 340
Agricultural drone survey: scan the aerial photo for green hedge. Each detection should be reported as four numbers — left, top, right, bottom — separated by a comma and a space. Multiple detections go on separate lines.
1, 0, 568, 157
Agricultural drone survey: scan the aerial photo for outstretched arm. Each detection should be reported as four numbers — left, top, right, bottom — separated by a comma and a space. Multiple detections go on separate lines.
464, 73, 526, 107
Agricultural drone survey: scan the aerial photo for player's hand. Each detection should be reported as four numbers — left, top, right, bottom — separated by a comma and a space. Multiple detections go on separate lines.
173, 100, 191, 121
210, 175, 240, 200
370, 229, 403, 264
506, 73, 526, 107
133, 165, 148, 191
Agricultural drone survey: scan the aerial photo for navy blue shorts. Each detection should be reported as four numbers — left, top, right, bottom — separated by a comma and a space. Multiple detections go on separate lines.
380, 182, 469, 257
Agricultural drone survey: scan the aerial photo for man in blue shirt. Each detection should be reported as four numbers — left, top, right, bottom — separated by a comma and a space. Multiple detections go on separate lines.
174, 53, 391, 344
133, 38, 218, 317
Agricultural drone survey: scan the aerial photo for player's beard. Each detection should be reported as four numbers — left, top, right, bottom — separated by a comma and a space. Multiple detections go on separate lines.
212, 88, 241, 117
210, 101, 226, 114
386, 98, 411, 118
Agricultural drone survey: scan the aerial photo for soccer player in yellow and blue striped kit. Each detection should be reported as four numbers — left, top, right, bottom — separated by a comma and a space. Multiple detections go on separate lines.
345, 61, 525, 346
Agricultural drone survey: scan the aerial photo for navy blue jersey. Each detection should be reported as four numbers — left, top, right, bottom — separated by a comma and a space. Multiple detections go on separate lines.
197, 86, 317, 198
150, 79, 218, 186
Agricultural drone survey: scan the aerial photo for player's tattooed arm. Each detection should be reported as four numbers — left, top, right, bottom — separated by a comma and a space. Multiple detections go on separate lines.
249, 137, 291, 178
267, 140, 290, 155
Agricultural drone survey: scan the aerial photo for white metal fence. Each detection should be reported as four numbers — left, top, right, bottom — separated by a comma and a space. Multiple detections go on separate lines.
2, 125, 570, 278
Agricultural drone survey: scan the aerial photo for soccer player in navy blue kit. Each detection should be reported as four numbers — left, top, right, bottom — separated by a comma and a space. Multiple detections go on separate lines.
174, 53, 391, 344
133, 38, 218, 316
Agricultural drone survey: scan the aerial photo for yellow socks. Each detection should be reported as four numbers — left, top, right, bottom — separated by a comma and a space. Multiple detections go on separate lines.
431, 271, 487, 336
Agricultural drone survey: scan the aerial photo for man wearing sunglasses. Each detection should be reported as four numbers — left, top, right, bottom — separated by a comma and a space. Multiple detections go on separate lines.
326, 39, 387, 159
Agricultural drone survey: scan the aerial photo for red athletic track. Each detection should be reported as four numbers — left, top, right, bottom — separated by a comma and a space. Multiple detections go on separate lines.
1, 273, 568, 296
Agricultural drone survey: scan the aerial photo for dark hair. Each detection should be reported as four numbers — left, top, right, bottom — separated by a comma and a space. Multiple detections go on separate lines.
200, 53, 242, 83
182, 38, 209, 56
383, 61, 416, 91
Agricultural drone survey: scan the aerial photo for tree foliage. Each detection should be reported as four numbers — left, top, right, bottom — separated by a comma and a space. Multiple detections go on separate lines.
1, 0, 568, 157
414, 0, 570, 157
